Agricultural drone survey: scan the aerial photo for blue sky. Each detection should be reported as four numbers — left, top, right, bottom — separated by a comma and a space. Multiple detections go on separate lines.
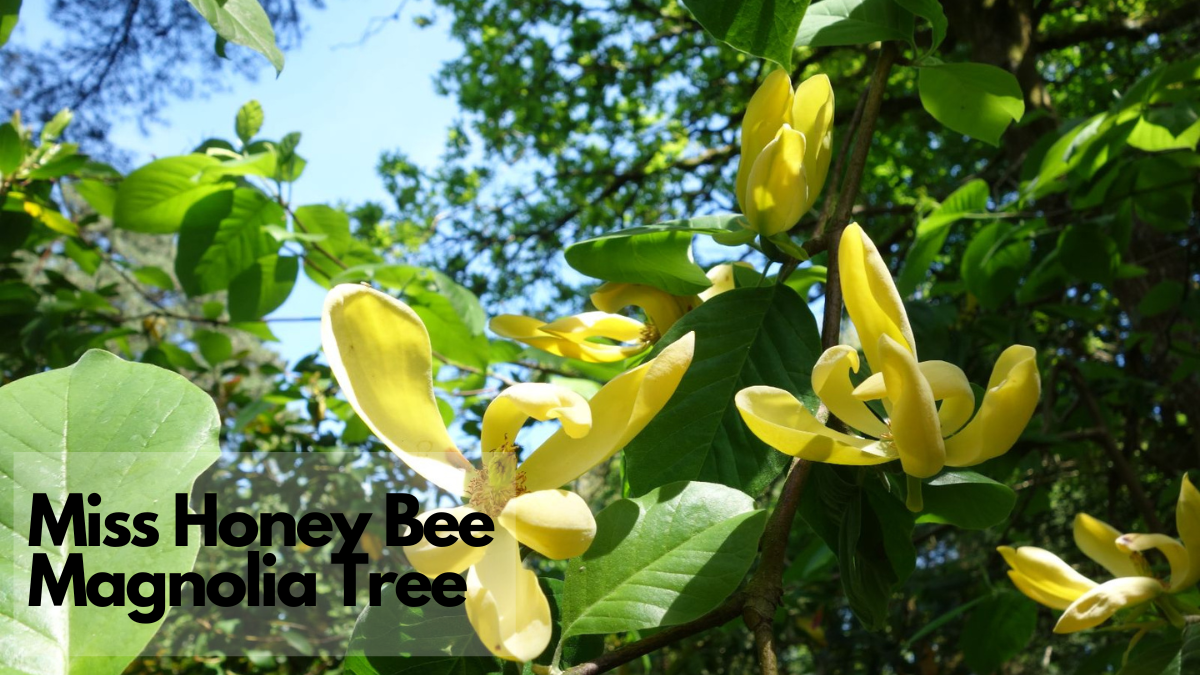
16, 1, 463, 365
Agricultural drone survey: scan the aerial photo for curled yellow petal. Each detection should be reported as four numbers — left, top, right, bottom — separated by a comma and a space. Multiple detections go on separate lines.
1074, 513, 1142, 579
839, 223, 916, 371
402, 506, 487, 577
322, 285, 470, 495
590, 282, 698, 334
943, 345, 1040, 467
1117, 533, 1191, 592
998, 545, 1097, 610
878, 335, 945, 479
1054, 577, 1163, 633
853, 360, 974, 437
1177, 475, 1200, 590
744, 125, 808, 237
498, 489, 596, 560
465, 528, 552, 662
520, 333, 696, 491
481, 383, 591, 453
736, 69, 793, 212
734, 385, 896, 465
811, 346, 889, 438
489, 313, 646, 363
791, 74, 835, 212
699, 263, 744, 302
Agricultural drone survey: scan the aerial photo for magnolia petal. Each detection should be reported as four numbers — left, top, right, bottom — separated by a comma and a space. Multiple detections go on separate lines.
998, 545, 1097, 609
1073, 513, 1142, 579
839, 223, 916, 371
1054, 577, 1164, 633
791, 74, 834, 212
589, 282, 699, 334
322, 285, 470, 495
1117, 533, 1191, 593
745, 125, 808, 237
402, 506, 487, 577
489, 313, 645, 363
481, 383, 592, 453
944, 345, 1041, 467
736, 69, 793, 213
521, 333, 696, 491
853, 360, 975, 437
811, 346, 889, 438
540, 311, 647, 343
699, 263, 742, 302
465, 528, 552, 662
1177, 475, 1200, 590
734, 385, 896, 465
878, 335, 945, 479
498, 489, 596, 560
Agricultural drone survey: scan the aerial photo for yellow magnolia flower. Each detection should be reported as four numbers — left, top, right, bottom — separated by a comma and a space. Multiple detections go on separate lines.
490, 281, 703, 363
322, 284, 696, 661
735, 223, 1040, 500
1000, 476, 1200, 633
736, 70, 835, 236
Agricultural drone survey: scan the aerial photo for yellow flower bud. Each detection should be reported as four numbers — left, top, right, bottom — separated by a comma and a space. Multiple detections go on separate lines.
735, 69, 794, 213
744, 125, 808, 237
791, 74, 835, 213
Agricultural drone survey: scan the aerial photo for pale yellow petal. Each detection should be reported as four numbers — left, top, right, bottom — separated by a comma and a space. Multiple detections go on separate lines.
878, 335, 945, 479
699, 264, 741, 302
402, 506, 487, 577
839, 223, 916, 371
1054, 577, 1163, 633
481, 383, 592, 453
540, 311, 647, 343
1074, 513, 1142, 578
736, 69, 793, 212
465, 528, 551, 662
916, 361, 976, 437
944, 345, 1040, 467
734, 386, 896, 465
589, 282, 699, 334
745, 125, 809, 237
489, 313, 645, 363
998, 545, 1097, 609
791, 74, 835, 212
1177, 475, 1200, 590
1117, 533, 1191, 593
322, 285, 470, 495
498, 489, 596, 560
520, 333, 696, 490
811, 346, 889, 438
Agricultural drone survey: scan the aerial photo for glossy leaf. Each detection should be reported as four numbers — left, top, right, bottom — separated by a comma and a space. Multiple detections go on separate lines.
175, 188, 284, 296
186, 0, 284, 73
113, 155, 234, 234
0, 0, 19, 48
918, 470, 1017, 530
918, 62, 1025, 146
227, 254, 298, 321
683, 0, 812, 67
794, 0, 913, 48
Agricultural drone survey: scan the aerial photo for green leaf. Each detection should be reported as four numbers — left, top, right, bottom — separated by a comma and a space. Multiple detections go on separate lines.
799, 467, 915, 629
175, 187, 285, 296
959, 592, 1038, 673
0, 121, 23, 175
917, 470, 1017, 530
194, 329, 233, 366
228, 255, 298, 321
1129, 155, 1195, 233
961, 221, 1032, 310
683, 0, 812, 67
1182, 623, 1200, 674
133, 265, 176, 291
896, 179, 989, 296
75, 179, 118, 218
894, 0, 945, 53
113, 154, 234, 233
236, 100, 264, 144
794, 0, 914, 48
564, 215, 744, 296
0, 349, 219, 675
186, 0, 284, 73
1117, 630, 1183, 675
0, 0, 19, 48
39, 108, 73, 144
624, 285, 820, 497
1058, 223, 1119, 285
1139, 281, 1185, 317
560, 481, 767, 638
918, 62, 1025, 146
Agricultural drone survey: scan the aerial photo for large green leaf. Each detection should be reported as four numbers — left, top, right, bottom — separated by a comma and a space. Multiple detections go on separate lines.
794, 0, 914, 48
0, 350, 220, 675
917, 470, 1017, 530
227, 254, 299, 321
113, 155, 234, 234
799, 466, 915, 629
918, 62, 1025, 146
893, 0, 945, 54
896, 179, 988, 296
683, 0, 811, 67
564, 215, 744, 296
186, 0, 284, 73
175, 187, 285, 296
958, 592, 1037, 674
560, 481, 767, 639
624, 284, 819, 496
0, 0, 20, 48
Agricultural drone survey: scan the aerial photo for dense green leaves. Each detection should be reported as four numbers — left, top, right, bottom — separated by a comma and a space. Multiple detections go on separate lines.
918, 63, 1025, 146
897, 179, 988, 295
560, 481, 766, 639
683, 0, 812, 67
0, 350, 219, 675
113, 155, 234, 234
961, 221, 1032, 309
959, 593, 1038, 674
175, 187, 285, 296
794, 0, 913, 48
624, 284, 820, 496
186, 0, 284, 73
918, 470, 1017, 530
227, 254, 298, 321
